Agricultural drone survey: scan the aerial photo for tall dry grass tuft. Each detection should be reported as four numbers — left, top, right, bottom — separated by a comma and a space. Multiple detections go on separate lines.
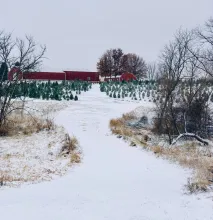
70, 152, 81, 164
109, 118, 124, 128
109, 116, 134, 138
61, 134, 79, 155
60, 134, 81, 164
0, 126, 10, 136
0, 172, 24, 187
122, 113, 136, 121
0, 114, 55, 136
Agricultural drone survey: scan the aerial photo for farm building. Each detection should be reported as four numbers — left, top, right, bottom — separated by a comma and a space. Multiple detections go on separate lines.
8, 67, 99, 82
120, 72, 137, 81
103, 72, 137, 82
8, 67, 137, 82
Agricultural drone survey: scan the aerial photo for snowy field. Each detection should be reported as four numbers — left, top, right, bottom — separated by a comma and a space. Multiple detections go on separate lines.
0, 84, 213, 220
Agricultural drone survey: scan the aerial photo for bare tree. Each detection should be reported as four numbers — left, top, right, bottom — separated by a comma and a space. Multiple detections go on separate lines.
97, 49, 147, 79
0, 31, 46, 127
154, 28, 211, 145
154, 29, 194, 143
112, 48, 123, 77
147, 62, 158, 80
189, 18, 213, 77
97, 49, 120, 79
122, 53, 147, 79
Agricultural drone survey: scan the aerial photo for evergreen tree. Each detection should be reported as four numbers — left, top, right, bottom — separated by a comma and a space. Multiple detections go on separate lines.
74, 95, 78, 101
0, 62, 8, 81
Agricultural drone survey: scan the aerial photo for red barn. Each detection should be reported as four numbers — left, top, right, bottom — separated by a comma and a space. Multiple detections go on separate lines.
8, 68, 100, 82
64, 71, 99, 81
103, 72, 137, 82
120, 72, 137, 81
8, 67, 23, 81
23, 72, 65, 80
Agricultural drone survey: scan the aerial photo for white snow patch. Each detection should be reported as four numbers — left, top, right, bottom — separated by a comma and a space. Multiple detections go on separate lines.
0, 100, 76, 188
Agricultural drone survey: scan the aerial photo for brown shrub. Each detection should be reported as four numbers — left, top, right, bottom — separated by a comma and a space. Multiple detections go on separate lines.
70, 152, 81, 164
0, 173, 24, 187
122, 113, 136, 121
152, 145, 163, 154
185, 178, 209, 194
0, 126, 9, 136
35, 118, 55, 133
109, 118, 124, 128
61, 134, 79, 156
0, 115, 55, 136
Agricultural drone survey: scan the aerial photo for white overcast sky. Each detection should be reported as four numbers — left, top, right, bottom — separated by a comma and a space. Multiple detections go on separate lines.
0, 0, 212, 71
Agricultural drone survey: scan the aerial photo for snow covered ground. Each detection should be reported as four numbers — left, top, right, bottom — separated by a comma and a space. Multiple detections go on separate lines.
0, 84, 213, 220
0, 100, 77, 187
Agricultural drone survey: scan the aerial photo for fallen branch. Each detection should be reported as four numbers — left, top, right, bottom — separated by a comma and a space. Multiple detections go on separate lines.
171, 133, 209, 146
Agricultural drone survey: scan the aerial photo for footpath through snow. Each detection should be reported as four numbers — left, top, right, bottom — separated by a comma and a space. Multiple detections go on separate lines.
0, 84, 213, 220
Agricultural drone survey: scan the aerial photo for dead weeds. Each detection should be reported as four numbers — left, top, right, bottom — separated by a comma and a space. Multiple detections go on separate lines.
0, 172, 25, 187
0, 114, 55, 137
60, 134, 81, 165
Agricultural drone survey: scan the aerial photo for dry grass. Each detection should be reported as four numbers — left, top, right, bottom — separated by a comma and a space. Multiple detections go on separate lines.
109, 112, 213, 193
60, 134, 81, 164
60, 134, 81, 165
0, 172, 25, 187
109, 118, 124, 128
185, 178, 209, 194
122, 112, 136, 121
109, 117, 133, 138
152, 145, 164, 154
70, 152, 81, 164
0, 126, 9, 136
0, 114, 55, 137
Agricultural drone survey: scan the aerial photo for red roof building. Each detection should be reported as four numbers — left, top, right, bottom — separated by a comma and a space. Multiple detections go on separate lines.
120, 72, 137, 81
8, 68, 100, 82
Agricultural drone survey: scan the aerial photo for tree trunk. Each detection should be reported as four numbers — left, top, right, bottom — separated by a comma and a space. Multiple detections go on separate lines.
171, 133, 209, 145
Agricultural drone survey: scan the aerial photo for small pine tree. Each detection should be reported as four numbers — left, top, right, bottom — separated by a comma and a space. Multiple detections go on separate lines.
147, 91, 150, 98
74, 95, 78, 101
0, 62, 8, 81
42, 92, 46, 100
142, 92, 145, 99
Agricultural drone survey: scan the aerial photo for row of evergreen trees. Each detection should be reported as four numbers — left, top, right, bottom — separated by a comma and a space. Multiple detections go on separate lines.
9, 80, 92, 101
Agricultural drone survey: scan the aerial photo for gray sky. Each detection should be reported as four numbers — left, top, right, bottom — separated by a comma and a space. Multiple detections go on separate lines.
0, 0, 212, 71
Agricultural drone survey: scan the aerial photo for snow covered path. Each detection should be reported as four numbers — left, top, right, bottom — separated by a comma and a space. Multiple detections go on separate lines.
0, 84, 213, 220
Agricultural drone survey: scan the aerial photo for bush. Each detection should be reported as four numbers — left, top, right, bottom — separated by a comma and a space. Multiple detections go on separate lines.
74, 95, 78, 101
